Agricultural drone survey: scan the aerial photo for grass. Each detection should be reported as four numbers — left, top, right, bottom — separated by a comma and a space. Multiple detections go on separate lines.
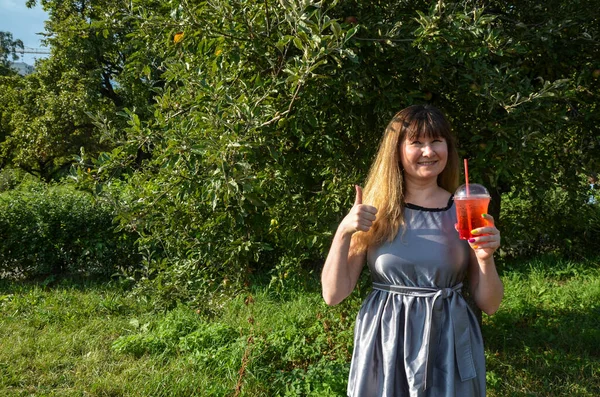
483, 258, 600, 396
0, 257, 599, 396
0, 281, 228, 396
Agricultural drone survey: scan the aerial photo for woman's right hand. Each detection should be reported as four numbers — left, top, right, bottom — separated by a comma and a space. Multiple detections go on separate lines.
339, 185, 378, 236
322, 185, 375, 305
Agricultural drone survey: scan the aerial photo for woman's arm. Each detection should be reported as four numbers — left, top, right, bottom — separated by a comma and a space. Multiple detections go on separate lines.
467, 214, 504, 315
321, 232, 366, 306
321, 186, 377, 306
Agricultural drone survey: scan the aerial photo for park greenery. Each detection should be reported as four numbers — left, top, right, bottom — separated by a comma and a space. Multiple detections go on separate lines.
0, 0, 599, 395
1, 257, 599, 395
1, 0, 597, 294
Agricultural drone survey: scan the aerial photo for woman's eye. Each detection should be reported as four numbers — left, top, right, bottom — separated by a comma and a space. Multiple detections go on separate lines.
411, 141, 421, 145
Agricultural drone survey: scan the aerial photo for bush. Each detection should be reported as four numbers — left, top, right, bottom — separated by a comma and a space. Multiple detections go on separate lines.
0, 179, 139, 279
500, 184, 600, 260
0, 167, 32, 193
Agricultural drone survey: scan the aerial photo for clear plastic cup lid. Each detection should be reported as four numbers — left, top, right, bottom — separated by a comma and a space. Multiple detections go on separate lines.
454, 183, 490, 199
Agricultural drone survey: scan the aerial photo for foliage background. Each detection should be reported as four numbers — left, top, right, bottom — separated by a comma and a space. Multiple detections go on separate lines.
0, 175, 139, 279
0, 2, 599, 396
0, 0, 598, 301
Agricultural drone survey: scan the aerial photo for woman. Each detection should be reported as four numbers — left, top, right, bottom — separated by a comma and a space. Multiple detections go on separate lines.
321, 105, 503, 397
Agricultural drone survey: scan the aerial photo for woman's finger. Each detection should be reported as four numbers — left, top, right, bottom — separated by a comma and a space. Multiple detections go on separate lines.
358, 219, 373, 228
471, 237, 500, 245
469, 234, 501, 249
358, 205, 378, 215
471, 227, 499, 236
357, 224, 370, 232
481, 213, 495, 227
469, 234, 499, 243
357, 210, 377, 222
472, 243, 499, 251
354, 185, 363, 206
470, 240, 499, 249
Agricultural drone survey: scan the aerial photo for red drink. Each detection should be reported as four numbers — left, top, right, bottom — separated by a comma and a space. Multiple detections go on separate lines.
454, 195, 490, 240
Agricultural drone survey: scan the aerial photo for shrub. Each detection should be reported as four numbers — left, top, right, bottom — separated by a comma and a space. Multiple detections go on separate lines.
500, 184, 600, 260
0, 167, 30, 193
0, 179, 139, 279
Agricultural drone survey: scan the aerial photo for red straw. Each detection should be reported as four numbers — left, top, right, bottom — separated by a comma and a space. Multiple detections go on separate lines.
464, 158, 470, 196
463, 158, 473, 235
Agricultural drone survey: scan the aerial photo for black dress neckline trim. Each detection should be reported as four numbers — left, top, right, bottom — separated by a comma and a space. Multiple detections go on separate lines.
405, 194, 454, 212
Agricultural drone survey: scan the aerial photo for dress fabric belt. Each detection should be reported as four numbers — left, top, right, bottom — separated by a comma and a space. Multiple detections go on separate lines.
372, 282, 477, 391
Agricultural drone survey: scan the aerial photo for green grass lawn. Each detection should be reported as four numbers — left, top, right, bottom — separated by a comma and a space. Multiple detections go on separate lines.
1, 257, 599, 396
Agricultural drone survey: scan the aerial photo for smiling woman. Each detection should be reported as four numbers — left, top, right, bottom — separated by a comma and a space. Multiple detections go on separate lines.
321, 105, 504, 397
400, 123, 450, 207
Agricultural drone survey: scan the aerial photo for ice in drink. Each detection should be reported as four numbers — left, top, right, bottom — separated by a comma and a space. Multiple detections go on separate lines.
454, 184, 491, 240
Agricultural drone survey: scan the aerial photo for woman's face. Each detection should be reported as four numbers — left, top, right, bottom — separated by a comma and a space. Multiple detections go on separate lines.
400, 134, 448, 182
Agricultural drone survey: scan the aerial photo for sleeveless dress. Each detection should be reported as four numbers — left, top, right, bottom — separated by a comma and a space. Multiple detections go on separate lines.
347, 197, 486, 397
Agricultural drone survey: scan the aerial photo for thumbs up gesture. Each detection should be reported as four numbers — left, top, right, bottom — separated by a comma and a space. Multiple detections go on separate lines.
340, 185, 378, 236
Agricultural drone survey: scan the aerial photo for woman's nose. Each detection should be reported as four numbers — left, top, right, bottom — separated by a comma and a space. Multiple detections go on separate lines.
422, 144, 434, 156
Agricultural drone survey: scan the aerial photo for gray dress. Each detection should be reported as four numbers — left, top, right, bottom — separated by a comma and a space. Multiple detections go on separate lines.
347, 198, 486, 397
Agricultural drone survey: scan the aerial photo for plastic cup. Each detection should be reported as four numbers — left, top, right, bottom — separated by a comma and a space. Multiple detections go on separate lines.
454, 184, 490, 240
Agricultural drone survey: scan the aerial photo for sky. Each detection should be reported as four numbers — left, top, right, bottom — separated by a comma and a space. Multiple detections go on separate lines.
0, 0, 49, 65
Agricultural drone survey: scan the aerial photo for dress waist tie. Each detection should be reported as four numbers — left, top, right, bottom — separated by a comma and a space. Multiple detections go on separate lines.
372, 282, 477, 391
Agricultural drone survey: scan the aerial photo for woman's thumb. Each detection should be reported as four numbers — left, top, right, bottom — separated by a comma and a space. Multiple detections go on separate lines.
354, 185, 363, 206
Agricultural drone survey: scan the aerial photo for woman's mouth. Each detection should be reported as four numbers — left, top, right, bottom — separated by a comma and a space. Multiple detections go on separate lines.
417, 160, 438, 166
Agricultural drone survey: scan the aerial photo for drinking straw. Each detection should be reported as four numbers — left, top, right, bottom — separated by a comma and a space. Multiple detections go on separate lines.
464, 158, 473, 236
464, 158, 470, 197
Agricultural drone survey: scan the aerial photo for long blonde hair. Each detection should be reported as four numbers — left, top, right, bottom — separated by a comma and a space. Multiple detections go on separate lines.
353, 105, 459, 252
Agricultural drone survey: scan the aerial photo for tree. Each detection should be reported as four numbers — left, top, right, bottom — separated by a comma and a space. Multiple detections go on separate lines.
0, 32, 23, 159
0, 1, 162, 180
0, 31, 23, 76
0, 58, 115, 181
4, 1, 597, 298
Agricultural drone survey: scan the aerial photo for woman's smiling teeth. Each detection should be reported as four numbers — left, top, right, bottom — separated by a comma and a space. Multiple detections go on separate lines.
418, 160, 438, 165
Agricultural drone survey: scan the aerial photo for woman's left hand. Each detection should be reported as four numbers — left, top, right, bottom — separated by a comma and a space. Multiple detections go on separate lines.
468, 214, 501, 261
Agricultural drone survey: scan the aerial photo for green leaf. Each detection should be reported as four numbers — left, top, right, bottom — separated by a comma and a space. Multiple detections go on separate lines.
330, 21, 342, 38
293, 37, 303, 51
345, 25, 359, 42
306, 113, 318, 128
